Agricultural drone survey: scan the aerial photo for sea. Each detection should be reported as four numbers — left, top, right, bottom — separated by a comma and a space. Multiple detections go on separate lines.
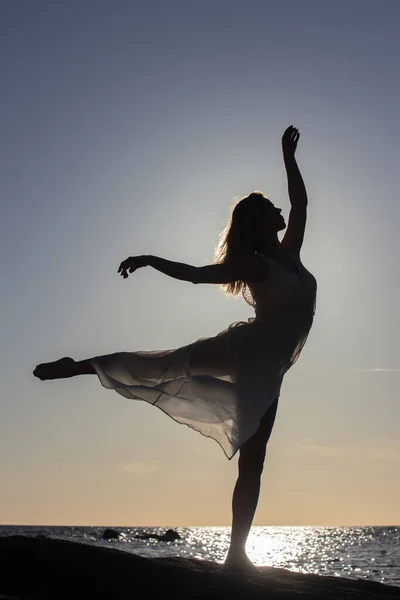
1, 525, 399, 588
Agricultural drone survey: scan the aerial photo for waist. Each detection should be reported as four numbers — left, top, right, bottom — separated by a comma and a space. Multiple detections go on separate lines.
255, 304, 315, 323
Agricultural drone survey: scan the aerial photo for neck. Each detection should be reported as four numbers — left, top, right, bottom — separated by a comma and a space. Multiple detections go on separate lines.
257, 233, 281, 254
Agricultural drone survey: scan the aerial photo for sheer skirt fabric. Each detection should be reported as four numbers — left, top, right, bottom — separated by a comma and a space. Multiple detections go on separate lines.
91, 254, 317, 459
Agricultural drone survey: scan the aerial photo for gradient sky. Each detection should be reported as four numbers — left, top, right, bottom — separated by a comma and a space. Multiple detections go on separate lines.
1, 0, 399, 526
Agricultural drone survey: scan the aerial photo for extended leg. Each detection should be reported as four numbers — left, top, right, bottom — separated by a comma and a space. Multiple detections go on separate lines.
35, 326, 235, 383
189, 333, 234, 378
224, 398, 278, 570
33, 357, 95, 380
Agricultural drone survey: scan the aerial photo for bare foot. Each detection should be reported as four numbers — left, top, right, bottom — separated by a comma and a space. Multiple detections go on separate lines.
33, 357, 76, 380
223, 553, 261, 574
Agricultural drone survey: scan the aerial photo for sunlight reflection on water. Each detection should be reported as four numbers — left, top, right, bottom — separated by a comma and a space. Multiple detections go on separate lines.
119, 525, 400, 586
1, 525, 399, 587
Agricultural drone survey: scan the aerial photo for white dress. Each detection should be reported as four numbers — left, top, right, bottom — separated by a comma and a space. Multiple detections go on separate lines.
90, 254, 317, 459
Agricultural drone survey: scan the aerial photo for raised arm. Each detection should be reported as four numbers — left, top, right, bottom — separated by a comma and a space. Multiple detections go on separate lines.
280, 125, 308, 256
118, 254, 269, 285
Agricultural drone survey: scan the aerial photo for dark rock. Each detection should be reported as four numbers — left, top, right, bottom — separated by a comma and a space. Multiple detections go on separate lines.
161, 529, 181, 541
136, 528, 181, 542
0, 535, 399, 600
101, 528, 120, 540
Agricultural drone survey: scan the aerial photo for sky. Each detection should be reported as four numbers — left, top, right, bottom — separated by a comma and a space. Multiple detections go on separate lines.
1, 0, 399, 527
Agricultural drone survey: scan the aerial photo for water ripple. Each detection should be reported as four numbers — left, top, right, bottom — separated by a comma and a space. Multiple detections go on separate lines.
1, 525, 399, 587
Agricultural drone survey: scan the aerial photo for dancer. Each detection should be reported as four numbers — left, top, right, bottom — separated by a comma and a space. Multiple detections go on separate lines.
34, 126, 316, 570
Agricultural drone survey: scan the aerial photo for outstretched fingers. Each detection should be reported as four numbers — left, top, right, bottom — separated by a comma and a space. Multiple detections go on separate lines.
282, 125, 300, 154
118, 258, 132, 279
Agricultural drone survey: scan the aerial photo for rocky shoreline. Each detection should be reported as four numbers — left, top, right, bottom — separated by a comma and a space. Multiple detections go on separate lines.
0, 535, 398, 599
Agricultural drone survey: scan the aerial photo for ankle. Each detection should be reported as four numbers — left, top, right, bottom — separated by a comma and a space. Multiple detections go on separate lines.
223, 551, 258, 571
225, 548, 247, 562
74, 359, 95, 375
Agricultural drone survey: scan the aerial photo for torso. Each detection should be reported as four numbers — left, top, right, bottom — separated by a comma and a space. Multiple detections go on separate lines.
245, 248, 316, 318
260, 248, 301, 275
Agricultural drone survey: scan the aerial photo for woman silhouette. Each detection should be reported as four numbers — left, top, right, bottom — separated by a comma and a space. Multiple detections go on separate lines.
34, 126, 316, 570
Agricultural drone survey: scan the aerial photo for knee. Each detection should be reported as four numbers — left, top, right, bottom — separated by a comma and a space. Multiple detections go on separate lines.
238, 445, 266, 479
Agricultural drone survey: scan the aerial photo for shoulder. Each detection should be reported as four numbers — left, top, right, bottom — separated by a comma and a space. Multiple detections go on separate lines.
193, 253, 270, 285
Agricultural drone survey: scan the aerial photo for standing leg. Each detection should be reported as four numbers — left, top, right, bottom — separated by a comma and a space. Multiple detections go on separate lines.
224, 398, 279, 570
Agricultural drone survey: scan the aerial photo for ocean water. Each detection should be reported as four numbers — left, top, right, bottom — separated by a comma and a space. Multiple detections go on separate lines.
1, 525, 399, 588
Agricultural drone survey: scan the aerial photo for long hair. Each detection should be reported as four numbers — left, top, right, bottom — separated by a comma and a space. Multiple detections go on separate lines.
213, 191, 268, 297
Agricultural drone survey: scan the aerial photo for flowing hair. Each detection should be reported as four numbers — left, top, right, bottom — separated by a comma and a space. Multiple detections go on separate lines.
213, 191, 268, 297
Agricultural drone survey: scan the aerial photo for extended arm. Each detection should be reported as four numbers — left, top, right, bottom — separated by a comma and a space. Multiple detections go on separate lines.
148, 255, 198, 283
280, 125, 308, 255
118, 254, 269, 284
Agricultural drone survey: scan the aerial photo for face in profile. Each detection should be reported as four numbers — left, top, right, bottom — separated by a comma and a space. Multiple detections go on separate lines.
263, 198, 286, 232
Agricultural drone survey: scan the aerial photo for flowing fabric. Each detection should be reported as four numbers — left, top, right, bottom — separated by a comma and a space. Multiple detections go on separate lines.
91, 253, 317, 459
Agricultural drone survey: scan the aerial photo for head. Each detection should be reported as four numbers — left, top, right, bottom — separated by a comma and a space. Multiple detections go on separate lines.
235, 192, 285, 239
213, 191, 285, 297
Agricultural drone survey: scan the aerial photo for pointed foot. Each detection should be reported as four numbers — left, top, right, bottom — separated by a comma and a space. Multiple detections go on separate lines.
33, 357, 76, 380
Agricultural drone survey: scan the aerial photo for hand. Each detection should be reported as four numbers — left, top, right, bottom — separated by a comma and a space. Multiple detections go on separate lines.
118, 255, 150, 279
282, 125, 300, 157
